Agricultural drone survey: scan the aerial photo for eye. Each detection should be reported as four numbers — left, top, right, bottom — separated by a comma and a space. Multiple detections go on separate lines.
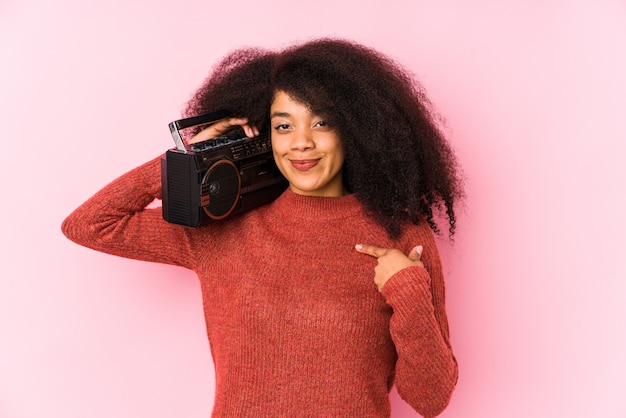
273, 123, 291, 131
313, 120, 333, 131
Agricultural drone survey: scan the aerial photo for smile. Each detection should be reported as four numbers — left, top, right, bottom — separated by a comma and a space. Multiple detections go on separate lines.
290, 159, 320, 171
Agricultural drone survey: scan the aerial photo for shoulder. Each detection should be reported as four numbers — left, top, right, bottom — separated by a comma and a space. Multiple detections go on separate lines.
395, 219, 443, 275
395, 219, 436, 252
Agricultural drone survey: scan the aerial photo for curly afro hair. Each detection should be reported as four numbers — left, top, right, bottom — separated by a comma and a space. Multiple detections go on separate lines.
184, 38, 464, 239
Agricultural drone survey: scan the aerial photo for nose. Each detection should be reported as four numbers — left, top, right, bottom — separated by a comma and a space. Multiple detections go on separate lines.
290, 128, 315, 151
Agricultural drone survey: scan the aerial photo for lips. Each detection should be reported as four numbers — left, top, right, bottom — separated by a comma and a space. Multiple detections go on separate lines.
290, 159, 320, 171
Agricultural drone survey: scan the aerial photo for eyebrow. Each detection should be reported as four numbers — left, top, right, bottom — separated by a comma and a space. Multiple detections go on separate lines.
270, 111, 290, 119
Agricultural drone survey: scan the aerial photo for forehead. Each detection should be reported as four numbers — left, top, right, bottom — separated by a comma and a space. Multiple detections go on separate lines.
271, 90, 335, 121
270, 91, 311, 114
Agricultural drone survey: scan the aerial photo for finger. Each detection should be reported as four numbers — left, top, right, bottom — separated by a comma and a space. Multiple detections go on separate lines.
245, 125, 259, 137
187, 118, 250, 144
213, 117, 249, 134
355, 243, 388, 258
187, 128, 214, 145
242, 124, 260, 138
408, 245, 423, 262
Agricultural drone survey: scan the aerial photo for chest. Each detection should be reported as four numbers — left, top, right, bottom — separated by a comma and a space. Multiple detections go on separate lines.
196, 219, 393, 344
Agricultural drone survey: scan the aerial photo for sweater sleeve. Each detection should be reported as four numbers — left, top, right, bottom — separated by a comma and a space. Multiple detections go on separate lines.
61, 155, 203, 270
381, 231, 458, 418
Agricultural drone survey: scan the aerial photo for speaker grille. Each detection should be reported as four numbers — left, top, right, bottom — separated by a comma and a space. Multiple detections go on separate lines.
201, 160, 240, 219
163, 154, 199, 226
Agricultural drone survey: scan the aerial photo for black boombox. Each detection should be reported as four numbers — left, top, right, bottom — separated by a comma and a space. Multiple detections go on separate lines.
161, 110, 287, 227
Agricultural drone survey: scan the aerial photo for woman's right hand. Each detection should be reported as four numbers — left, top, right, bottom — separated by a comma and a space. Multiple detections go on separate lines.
187, 117, 260, 145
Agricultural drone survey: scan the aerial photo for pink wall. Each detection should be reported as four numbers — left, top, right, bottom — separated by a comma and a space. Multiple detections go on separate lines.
2, 0, 625, 417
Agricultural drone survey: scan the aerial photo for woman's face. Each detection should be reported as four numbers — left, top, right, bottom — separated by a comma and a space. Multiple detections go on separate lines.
270, 91, 346, 197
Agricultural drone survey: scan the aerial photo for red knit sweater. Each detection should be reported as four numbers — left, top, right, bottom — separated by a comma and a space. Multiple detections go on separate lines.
62, 156, 458, 417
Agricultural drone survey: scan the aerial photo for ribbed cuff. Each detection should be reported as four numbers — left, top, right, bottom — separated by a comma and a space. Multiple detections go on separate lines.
381, 266, 434, 318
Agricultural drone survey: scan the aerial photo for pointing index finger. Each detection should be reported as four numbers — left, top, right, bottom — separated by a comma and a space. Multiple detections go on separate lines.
355, 243, 387, 258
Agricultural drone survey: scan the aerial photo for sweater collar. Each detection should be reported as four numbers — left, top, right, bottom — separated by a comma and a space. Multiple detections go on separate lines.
272, 189, 363, 220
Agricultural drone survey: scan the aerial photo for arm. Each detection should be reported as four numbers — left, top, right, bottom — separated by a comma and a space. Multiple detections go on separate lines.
382, 262, 457, 417
355, 228, 458, 417
62, 118, 257, 269
61, 155, 202, 270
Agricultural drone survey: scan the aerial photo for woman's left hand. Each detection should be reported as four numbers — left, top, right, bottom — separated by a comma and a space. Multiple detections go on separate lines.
355, 244, 424, 292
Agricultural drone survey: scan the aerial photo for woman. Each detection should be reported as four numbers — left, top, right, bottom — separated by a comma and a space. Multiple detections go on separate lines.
63, 38, 463, 417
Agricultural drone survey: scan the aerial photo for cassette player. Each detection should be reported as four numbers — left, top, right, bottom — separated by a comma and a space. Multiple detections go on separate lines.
161, 110, 287, 227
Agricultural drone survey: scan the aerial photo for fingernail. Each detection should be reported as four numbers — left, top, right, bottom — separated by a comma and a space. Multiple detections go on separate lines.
416, 245, 423, 255
355, 244, 362, 250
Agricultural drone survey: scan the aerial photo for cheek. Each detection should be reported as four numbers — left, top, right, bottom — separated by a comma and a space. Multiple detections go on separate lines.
271, 147, 289, 177
271, 135, 286, 155
272, 149, 284, 170
271, 143, 282, 164
331, 141, 345, 168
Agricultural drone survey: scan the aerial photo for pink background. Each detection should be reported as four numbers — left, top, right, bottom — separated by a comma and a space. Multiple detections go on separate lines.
1, 1, 625, 417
